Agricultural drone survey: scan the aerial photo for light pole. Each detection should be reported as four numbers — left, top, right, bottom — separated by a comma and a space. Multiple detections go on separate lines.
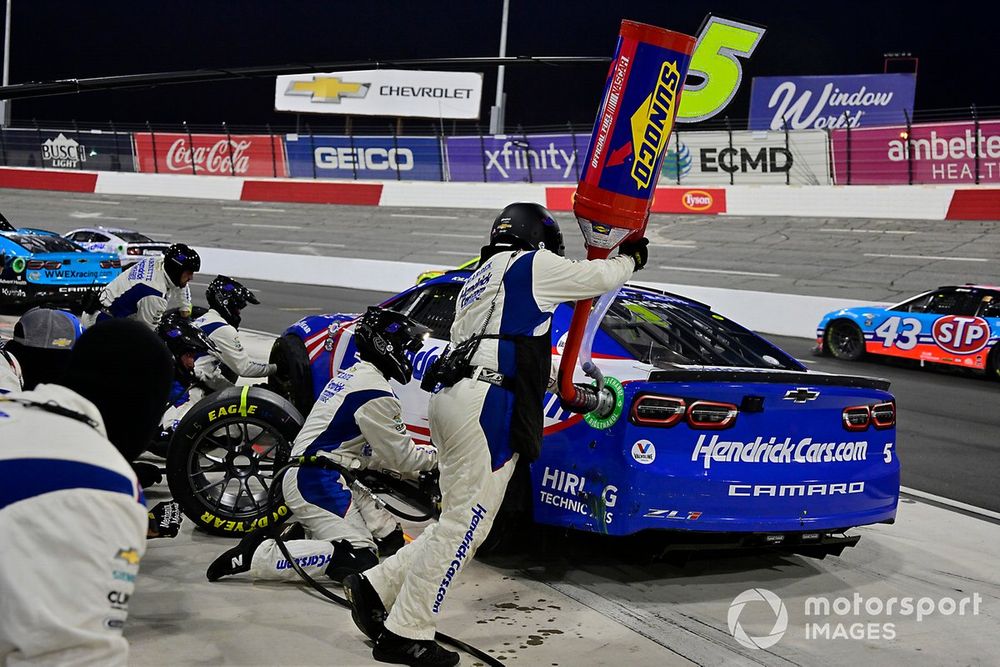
488, 0, 509, 135
1, 0, 11, 126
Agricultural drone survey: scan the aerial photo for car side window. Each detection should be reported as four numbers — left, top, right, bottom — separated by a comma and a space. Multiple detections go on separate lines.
894, 293, 934, 313
70, 231, 91, 242
978, 295, 1000, 318
389, 283, 461, 340
924, 289, 979, 316
92, 233, 110, 243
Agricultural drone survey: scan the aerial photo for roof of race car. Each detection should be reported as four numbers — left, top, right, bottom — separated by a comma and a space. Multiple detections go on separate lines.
416, 269, 714, 311
68, 226, 138, 235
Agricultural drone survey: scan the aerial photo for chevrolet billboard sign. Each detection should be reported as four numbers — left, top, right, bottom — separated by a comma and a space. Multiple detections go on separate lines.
275, 69, 483, 120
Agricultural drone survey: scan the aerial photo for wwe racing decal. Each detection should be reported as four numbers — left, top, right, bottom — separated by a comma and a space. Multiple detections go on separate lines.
433, 504, 487, 613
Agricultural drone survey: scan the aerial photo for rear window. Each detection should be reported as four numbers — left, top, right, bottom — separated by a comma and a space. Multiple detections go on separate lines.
602, 293, 801, 370
117, 231, 154, 243
8, 235, 83, 254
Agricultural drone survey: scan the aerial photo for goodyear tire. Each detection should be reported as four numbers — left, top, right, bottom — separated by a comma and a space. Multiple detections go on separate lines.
826, 320, 865, 361
166, 386, 304, 537
988, 345, 1000, 381
267, 334, 315, 417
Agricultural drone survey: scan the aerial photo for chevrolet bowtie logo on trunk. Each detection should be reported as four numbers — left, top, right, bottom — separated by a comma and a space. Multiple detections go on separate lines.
783, 387, 820, 403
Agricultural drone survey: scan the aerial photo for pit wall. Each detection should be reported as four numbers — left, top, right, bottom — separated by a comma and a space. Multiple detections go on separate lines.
2, 166, 999, 220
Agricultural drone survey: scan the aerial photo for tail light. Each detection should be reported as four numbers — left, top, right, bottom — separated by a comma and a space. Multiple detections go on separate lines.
871, 402, 895, 429
843, 405, 870, 431
100, 260, 112, 268
44, 260, 62, 270
631, 394, 686, 427
687, 400, 739, 429
100, 260, 122, 269
127, 247, 142, 255
25, 259, 44, 270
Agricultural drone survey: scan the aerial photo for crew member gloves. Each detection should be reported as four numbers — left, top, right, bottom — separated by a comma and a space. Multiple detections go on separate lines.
618, 237, 650, 271
148, 500, 183, 538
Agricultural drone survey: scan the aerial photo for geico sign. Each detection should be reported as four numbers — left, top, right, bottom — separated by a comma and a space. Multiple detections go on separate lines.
701, 147, 792, 173
314, 147, 414, 171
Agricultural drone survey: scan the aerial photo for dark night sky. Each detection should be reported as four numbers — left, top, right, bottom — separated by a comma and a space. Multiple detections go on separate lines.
2, 1, 997, 130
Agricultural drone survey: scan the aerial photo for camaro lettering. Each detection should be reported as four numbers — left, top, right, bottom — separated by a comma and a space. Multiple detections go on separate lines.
208, 404, 258, 421
728, 481, 866, 497
432, 504, 487, 614
692, 434, 868, 469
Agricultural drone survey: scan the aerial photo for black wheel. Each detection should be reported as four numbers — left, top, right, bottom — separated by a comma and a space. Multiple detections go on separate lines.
268, 334, 315, 417
987, 346, 1000, 381
166, 386, 304, 536
826, 320, 865, 361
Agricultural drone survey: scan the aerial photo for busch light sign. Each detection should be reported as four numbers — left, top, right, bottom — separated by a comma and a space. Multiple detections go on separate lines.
285, 135, 442, 181
748, 74, 916, 131
1, 128, 135, 171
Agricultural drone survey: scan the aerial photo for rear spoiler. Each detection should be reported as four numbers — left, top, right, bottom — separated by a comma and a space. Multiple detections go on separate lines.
647, 368, 891, 391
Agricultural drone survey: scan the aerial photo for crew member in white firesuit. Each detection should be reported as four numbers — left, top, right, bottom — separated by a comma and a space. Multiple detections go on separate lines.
206, 306, 438, 584
0, 345, 21, 393
157, 276, 274, 439
344, 202, 649, 666
84, 243, 200, 329
0, 319, 173, 666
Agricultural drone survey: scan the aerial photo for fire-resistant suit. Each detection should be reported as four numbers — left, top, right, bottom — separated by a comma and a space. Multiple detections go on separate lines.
86, 256, 191, 329
247, 360, 437, 580
0, 346, 21, 393
159, 308, 275, 432
0, 385, 147, 667
365, 248, 634, 639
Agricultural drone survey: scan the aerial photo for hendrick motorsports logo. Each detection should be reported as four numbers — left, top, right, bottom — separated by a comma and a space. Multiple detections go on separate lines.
728, 588, 788, 649
287, 76, 370, 103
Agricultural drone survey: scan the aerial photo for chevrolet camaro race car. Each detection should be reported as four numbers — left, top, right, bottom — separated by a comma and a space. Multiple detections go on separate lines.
817, 284, 1000, 378
0, 232, 121, 310
167, 271, 900, 558
64, 227, 170, 267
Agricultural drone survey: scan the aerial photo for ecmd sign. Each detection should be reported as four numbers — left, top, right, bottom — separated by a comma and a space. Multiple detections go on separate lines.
748, 73, 916, 130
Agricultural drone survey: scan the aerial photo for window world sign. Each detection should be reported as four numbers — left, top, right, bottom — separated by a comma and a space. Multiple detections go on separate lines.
275, 70, 483, 120
748, 73, 916, 131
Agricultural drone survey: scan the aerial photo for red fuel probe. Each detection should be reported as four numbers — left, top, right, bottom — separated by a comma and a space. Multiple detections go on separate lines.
558, 20, 695, 414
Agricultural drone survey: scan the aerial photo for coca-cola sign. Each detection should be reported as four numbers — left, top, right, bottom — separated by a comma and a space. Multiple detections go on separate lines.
133, 133, 288, 177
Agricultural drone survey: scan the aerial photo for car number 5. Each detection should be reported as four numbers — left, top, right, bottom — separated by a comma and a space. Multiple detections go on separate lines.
883, 442, 894, 463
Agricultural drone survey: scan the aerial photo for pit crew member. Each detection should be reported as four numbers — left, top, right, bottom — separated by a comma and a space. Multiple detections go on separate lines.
344, 202, 647, 666
0, 319, 173, 666
84, 243, 200, 329
0, 307, 82, 391
206, 307, 437, 584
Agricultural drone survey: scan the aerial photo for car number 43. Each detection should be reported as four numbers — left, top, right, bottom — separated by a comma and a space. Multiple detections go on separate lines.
874, 316, 921, 350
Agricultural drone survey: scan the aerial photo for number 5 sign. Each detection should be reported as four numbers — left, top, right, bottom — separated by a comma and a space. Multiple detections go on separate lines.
677, 16, 766, 123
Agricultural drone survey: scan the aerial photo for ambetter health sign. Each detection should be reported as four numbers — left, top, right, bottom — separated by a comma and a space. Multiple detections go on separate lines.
831, 120, 1000, 184
275, 70, 483, 120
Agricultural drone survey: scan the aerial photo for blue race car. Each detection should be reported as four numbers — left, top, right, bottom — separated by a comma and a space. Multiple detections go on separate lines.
244, 271, 899, 556
816, 284, 1000, 379
0, 232, 121, 310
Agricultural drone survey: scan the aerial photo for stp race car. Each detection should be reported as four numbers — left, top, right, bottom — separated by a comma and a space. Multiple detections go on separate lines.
817, 285, 1000, 378
168, 270, 900, 558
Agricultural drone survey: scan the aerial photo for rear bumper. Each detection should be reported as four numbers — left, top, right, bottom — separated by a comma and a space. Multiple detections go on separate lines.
0, 281, 102, 306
